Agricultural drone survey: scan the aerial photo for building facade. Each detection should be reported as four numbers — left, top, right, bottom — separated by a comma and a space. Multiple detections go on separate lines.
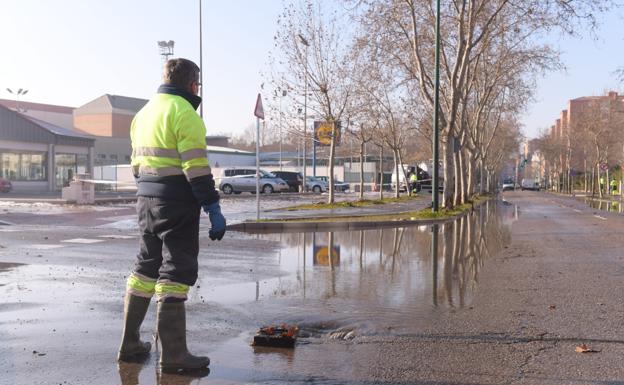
0, 104, 95, 191
74, 94, 148, 166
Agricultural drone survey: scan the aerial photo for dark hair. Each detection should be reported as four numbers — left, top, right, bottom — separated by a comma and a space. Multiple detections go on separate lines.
162, 58, 200, 89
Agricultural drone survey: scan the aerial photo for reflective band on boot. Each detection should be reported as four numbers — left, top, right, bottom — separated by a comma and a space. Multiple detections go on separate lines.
155, 280, 189, 302
127, 273, 156, 298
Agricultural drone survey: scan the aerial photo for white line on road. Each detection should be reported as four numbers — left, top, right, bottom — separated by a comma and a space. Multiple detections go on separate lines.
594, 215, 607, 221
573, 209, 582, 213
62, 238, 104, 244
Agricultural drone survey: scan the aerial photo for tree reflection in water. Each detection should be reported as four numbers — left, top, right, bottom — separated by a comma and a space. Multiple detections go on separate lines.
250, 200, 517, 333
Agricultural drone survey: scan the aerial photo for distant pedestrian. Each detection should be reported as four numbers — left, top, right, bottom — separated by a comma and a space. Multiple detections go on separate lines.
610, 178, 618, 195
600, 176, 606, 195
409, 170, 420, 194
117, 58, 225, 373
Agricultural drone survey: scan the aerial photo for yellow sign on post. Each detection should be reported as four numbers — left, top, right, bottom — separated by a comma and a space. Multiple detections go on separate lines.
314, 121, 341, 146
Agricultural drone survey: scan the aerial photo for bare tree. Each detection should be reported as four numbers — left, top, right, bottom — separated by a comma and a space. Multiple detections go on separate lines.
271, 0, 355, 203
349, 0, 614, 207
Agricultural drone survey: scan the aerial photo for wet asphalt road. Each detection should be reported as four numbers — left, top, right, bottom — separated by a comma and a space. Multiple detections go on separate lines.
2, 191, 624, 384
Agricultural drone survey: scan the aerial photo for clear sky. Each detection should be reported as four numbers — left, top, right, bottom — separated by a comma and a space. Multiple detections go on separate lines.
1, 1, 622, 140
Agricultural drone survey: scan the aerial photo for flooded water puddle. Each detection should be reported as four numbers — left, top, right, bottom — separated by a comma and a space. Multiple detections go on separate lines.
584, 198, 623, 213
198, 200, 518, 338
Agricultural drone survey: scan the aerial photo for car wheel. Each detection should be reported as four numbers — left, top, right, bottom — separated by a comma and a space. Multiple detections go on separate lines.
313, 185, 322, 193
221, 184, 233, 194
262, 184, 274, 194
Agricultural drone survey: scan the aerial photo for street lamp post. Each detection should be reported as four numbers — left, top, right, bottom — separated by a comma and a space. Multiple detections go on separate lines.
199, 0, 204, 118
6, 88, 28, 112
432, 0, 441, 212
298, 34, 309, 192
279, 89, 287, 170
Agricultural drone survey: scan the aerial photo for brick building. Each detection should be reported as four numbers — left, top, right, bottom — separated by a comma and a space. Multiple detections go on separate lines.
547, 91, 624, 191
74, 94, 147, 166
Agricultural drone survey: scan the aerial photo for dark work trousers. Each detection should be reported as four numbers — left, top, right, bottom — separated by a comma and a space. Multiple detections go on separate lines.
134, 196, 201, 286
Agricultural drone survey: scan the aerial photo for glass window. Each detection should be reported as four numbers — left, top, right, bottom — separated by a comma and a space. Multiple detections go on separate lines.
0, 152, 47, 181
20, 153, 46, 180
76, 154, 88, 175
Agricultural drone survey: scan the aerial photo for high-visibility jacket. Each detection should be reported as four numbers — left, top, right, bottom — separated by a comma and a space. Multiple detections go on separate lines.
130, 85, 219, 205
409, 173, 418, 182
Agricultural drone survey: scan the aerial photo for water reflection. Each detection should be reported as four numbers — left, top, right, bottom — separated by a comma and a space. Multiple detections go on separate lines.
584, 198, 622, 213
118, 361, 210, 385
225, 200, 518, 336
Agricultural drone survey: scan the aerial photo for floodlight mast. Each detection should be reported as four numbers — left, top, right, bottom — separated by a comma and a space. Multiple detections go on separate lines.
6, 87, 29, 112
157, 40, 175, 62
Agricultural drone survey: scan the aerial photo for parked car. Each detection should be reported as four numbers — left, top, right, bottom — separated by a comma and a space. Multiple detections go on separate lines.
502, 178, 515, 191
218, 170, 289, 194
315, 176, 350, 192
0, 178, 12, 193
271, 171, 303, 192
305, 176, 329, 193
521, 178, 540, 191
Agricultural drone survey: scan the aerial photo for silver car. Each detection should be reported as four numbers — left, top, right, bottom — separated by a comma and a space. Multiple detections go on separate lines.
305, 176, 329, 193
219, 170, 289, 194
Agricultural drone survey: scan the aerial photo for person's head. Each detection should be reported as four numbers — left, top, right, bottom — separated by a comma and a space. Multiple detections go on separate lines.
162, 58, 201, 95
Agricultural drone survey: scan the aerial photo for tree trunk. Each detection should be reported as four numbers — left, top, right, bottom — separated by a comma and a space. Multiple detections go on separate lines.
393, 148, 400, 198
442, 136, 454, 208
479, 158, 486, 195
459, 149, 467, 204
591, 165, 595, 197
379, 145, 383, 200
453, 150, 460, 206
397, 148, 410, 197
466, 151, 475, 199
328, 126, 337, 204
359, 141, 365, 200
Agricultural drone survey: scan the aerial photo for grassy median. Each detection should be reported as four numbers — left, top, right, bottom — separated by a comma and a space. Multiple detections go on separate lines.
258, 195, 489, 223
283, 194, 422, 211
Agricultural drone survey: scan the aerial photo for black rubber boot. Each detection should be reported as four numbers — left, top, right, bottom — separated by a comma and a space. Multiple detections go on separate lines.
118, 294, 152, 362
157, 301, 210, 373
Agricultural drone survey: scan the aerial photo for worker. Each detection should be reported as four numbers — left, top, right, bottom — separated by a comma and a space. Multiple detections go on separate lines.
599, 176, 606, 195
610, 178, 618, 195
409, 168, 420, 194
117, 58, 225, 373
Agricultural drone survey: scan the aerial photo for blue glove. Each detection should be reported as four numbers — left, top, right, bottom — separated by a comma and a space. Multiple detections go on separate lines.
203, 202, 226, 241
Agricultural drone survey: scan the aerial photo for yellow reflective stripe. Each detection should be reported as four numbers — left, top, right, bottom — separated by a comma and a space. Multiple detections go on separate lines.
155, 281, 189, 299
134, 146, 180, 159
185, 166, 212, 179
180, 148, 207, 161
127, 273, 156, 295
138, 166, 184, 177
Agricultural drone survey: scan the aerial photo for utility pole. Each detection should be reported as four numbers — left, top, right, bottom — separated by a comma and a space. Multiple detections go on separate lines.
298, 34, 309, 192
432, 0, 441, 212
279, 89, 287, 170
199, 0, 204, 118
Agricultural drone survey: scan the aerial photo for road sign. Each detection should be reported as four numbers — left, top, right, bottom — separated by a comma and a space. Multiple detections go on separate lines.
254, 93, 264, 119
314, 121, 341, 146
601, 162, 608, 171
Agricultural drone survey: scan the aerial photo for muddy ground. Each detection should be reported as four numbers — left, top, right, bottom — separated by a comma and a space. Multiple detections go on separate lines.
1, 192, 624, 384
